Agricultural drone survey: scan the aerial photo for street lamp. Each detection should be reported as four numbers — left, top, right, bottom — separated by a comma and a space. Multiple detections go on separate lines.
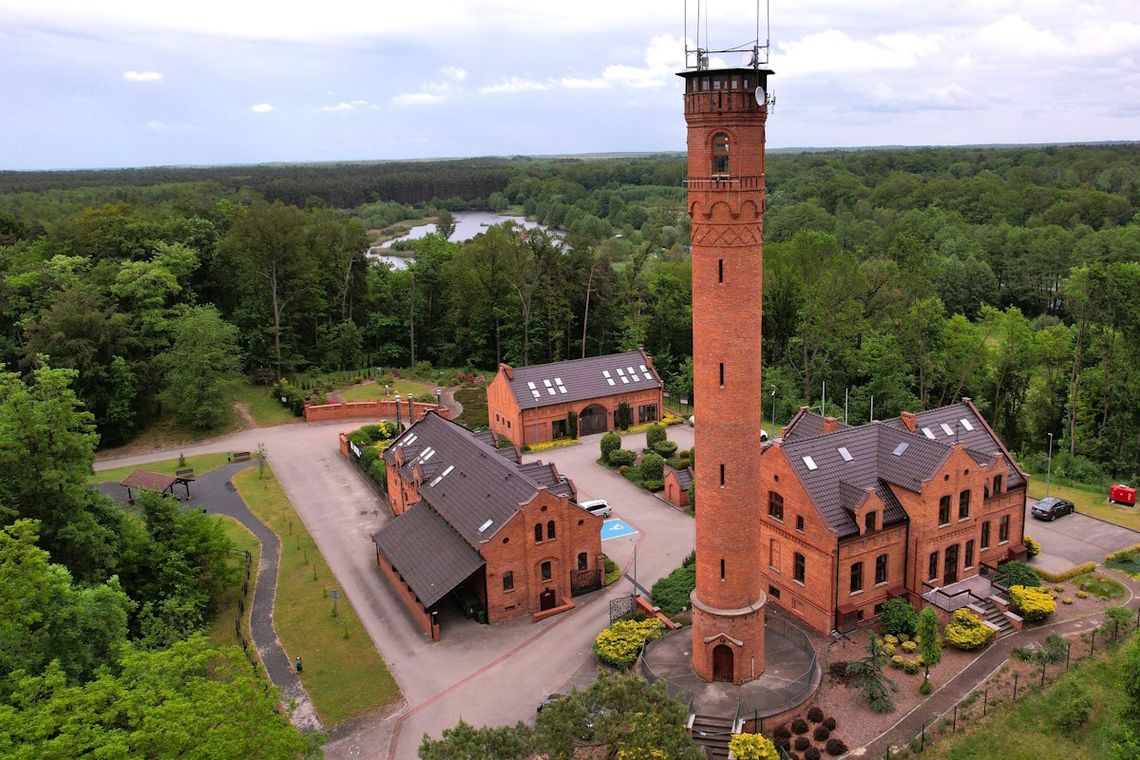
770, 386, 778, 429
435, 387, 442, 409
395, 393, 402, 430
629, 536, 640, 598
1046, 432, 1054, 497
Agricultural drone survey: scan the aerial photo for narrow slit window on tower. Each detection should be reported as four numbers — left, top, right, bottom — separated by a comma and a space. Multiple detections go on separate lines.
718, 258, 723, 283
719, 463, 725, 487
719, 362, 724, 387
712, 132, 729, 175
720, 558, 726, 580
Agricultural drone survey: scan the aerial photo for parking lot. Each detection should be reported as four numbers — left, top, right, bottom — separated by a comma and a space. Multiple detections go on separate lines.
1026, 496, 1140, 572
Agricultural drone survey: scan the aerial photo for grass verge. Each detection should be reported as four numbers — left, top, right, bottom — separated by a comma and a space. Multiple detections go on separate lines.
1073, 572, 1126, 600
338, 378, 435, 402
233, 382, 303, 427
207, 516, 260, 650
91, 451, 233, 484
232, 467, 400, 725
1027, 478, 1140, 533
454, 385, 489, 429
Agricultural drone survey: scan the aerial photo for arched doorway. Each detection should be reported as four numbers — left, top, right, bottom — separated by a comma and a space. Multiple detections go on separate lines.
712, 644, 734, 682
539, 588, 556, 611
579, 404, 608, 435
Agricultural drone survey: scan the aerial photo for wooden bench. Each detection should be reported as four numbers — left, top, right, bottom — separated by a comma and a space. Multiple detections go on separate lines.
175, 468, 195, 480
230, 451, 251, 463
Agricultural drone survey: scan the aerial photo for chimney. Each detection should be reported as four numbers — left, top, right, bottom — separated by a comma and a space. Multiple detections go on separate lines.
499, 363, 513, 380
900, 411, 916, 432
822, 416, 839, 434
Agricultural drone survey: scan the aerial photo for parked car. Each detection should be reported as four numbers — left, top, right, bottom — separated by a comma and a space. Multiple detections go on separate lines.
578, 498, 613, 518
537, 694, 563, 713
1031, 496, 1075, 521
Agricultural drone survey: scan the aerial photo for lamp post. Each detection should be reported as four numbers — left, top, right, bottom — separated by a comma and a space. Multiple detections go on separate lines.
770, 386, 777, 429
435, 387, 442, 409
1046, 432, 1054, 497
629, 536, 640, 598
395, 393, 402, 431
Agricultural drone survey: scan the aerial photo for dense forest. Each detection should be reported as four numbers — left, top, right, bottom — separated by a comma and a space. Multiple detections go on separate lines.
2, 144, 1139, 483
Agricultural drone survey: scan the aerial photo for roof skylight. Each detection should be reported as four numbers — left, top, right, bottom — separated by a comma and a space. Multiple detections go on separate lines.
838, 447, 853, 462
940, 422, 954, 436
429, 464, 455, 487
922, 427, 935, 440
893, 442, 909, 456
960, 418, 974, 431
803, 455, 818, 471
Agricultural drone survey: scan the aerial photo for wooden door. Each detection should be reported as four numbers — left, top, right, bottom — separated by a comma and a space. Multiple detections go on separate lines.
539, 588, 556, 611
712, 644, 734, 682
944, 544, 959, 584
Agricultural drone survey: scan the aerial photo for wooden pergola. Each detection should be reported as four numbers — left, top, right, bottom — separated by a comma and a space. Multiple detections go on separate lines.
119, 469, 194, 503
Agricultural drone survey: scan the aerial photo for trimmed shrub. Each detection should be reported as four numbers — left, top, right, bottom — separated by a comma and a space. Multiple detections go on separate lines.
615, 402, 633, 429
919, 679, 933, 695
826, 738, 848, 756
592, 618, 665, 669
822, 717, 836, 731
791, 718, 808, 735
566, 410, 578, 439
653, 440, 678, 458
728, 733, 779, 760
608, 448, 637, 467
1010, 584, 1056, 622
1035, 561, 1097, 583
812, 725, 829, 741
807, 706, 824, 723
642, 479, 663, 492
944, 608, 995, 650
804, 748, 821, 760
773, 725, 791, 740
650, 564, 696, 616
640, 452, 665, 481
880, 598, 918, 637
679, 449, 691, 460
794, 736, 810, 751
645, 422, 667, 447
1076, 590, 1089, 598
901, 640, 918, 653
600, 431, 621, 461
1025, 535, 1041, 558
1001, 561, 1041, 588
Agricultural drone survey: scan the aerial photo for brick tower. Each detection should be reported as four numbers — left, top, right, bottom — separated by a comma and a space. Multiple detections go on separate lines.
681, 66, 772, 684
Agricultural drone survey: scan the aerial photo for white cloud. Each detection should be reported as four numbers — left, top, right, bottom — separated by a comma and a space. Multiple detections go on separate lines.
777, 30, 942, 77
123, 70, 163, 82
319, 99, 369, 111
391, 92, 444, 106
479, 77, 553, 94
250, 102, 273, 112
558, 34, 686, 90
973, 16, 1065, 57
865, 83, 978, 112
144, 119, 193, 131
441, 65, 466, 82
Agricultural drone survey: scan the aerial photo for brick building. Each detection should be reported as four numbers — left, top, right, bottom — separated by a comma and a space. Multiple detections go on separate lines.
486, 350, 664, 447
664, 465, 693, 509
758, 401, 1029, 635
372, 412, 604, 640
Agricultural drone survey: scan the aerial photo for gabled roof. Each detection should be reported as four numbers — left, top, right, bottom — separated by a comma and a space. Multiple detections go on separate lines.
667, 466, 694, 491
472, 430, 521, 463
503, 349, 663, 410
777, 403, 1025, 539
372, 502, 484, 608
383, 412, 576, 546
120, 470, 177, 492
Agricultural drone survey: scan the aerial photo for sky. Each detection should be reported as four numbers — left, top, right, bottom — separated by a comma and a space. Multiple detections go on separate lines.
0, 0, 1138, 170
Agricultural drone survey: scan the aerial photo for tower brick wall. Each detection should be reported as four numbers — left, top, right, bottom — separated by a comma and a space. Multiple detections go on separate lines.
683, 67, 772, 684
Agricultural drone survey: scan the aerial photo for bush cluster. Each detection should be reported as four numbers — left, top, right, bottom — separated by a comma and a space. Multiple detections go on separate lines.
791, 718, 808, 734
825, 738, 848, 756
600, 431, 621, 461
608, 448, 637, 467
1001, 561, 1041, 588
1024, 534, 1041, 558
645, 423, 667, 447
727, 733, 779, 760
649, 564, 696, 616
1010, 584, 1056, 622
880, 598, 918, 637
652, 440, 678, 458
943, 608, 995, 650
812, 725, 829, 742
592, 618, 665, 670
807, 706, 824, 723
794, 736, 810, 751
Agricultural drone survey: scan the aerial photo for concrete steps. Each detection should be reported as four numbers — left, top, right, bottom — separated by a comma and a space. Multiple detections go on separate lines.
690, 714, 735, 760
975, 597, 1015, 639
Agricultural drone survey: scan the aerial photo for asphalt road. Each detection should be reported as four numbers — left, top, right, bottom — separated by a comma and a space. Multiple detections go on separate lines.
1025, 496, 1140, 572
95, 421, 697, 760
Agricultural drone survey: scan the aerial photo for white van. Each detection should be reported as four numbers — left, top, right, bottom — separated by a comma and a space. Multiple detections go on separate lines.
578, 499, 613, 518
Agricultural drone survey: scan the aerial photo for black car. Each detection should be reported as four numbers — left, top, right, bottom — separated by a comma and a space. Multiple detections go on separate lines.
1031, 496, 1075, 521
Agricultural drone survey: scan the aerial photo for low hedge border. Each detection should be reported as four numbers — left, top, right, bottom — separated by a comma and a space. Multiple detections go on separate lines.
1106, 543, 1140, 563
1033, 561, 1097, 583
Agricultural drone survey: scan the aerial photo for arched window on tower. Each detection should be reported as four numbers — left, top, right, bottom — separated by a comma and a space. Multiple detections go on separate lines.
712, 133, 729, 175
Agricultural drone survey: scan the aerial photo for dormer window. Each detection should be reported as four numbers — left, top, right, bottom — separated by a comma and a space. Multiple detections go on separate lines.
712, 133, 729, 175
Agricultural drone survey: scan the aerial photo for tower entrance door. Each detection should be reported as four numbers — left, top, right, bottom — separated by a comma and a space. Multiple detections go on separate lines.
712, 644, 734, 682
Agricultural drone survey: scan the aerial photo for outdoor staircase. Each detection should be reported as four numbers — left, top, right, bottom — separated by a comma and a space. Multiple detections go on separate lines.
689, 714, 735, 759
974, 597, 1015, 639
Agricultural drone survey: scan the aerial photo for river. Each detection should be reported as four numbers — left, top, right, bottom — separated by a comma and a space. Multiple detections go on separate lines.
368, 211, 551, 269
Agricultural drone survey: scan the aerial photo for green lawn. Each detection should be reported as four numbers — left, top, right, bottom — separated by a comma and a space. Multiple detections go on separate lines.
454, 386, 488, 429
232, 382, 302, 427
91, 451, 233, 484
232, 467, 400, 725
338, 378, 435, 402
1027, 479, 1140, 533
207, 516, 261, 651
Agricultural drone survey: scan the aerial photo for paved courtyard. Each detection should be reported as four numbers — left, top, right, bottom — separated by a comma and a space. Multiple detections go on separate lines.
1025, 496, 1140, 573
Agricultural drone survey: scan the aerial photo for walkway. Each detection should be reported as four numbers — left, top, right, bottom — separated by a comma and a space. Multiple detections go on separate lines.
857, 568, 1140, 758
99, 463, 321, 732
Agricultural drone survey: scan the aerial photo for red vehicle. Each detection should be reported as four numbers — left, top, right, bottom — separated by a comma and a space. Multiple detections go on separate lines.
1109, 484, 1136, 506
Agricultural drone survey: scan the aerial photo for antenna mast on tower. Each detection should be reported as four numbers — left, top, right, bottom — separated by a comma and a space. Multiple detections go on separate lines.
684, 0, 771, 71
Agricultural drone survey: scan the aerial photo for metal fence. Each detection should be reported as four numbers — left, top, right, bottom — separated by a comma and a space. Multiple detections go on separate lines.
229, 549, 269, 690
876, 606, 1140, 759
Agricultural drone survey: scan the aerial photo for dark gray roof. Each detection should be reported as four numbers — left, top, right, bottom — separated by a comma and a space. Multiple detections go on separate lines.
669, 466, 694, 490
384, 412, 575, 546
371, 502, 484, 608
782, 408, 849, 441
885, 402, 1025, 489
505, 350, 662, 410
472, 430, 521, 463
779, 418, 950, 538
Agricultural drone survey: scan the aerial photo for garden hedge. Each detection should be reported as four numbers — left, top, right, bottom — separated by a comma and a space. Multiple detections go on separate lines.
944, 608, 995, 650
1033, 561, 1096, 583
1010, 584, 1056, 622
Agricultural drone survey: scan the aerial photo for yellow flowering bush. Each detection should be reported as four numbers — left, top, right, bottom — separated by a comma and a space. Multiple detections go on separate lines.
944, 608, 995, 651
728, 733, 779, 760
901, 640, 918, 653
593, 619, 665, 669
1010, 584, 1056, 622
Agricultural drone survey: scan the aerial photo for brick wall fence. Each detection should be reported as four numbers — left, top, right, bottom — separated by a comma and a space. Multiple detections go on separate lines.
303, 399, 450, 423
